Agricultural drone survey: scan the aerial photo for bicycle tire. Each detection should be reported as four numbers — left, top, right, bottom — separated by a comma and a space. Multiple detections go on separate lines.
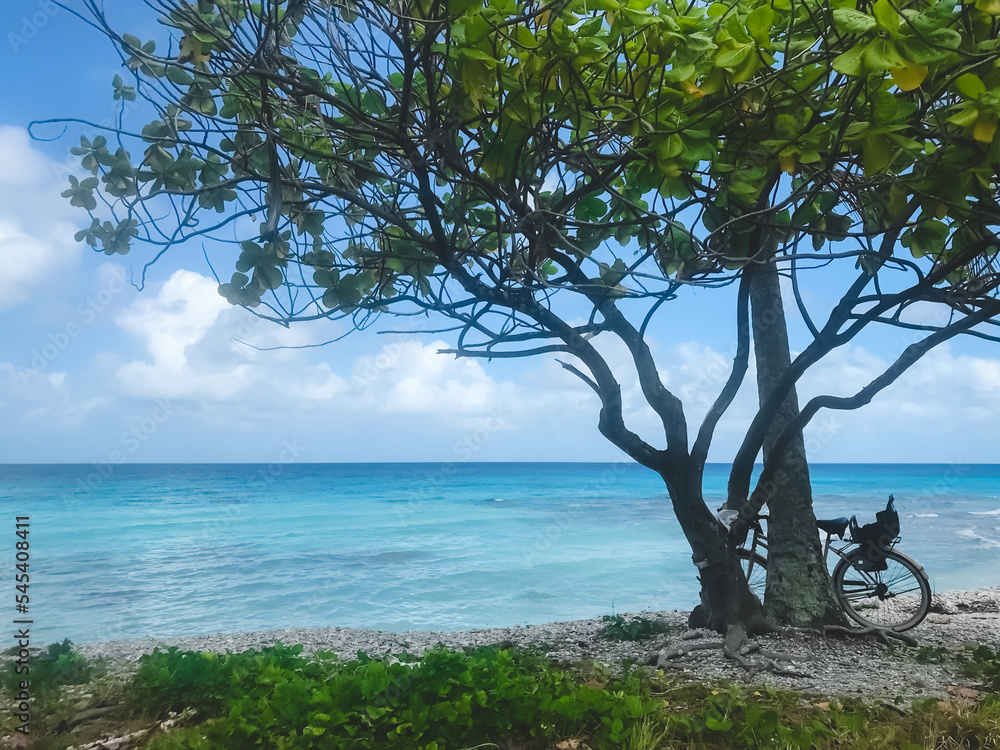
832, 549, 931, 631
736, 549, 768, 602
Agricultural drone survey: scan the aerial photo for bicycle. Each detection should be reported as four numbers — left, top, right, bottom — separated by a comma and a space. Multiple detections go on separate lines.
735, 495, 932, 631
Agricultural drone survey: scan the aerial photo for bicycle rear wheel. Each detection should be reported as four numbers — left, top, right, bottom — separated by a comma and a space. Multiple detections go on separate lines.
832, 549, 931, 631
736, 549, 767, 602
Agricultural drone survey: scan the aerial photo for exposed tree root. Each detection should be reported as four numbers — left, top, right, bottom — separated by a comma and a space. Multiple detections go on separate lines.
651, 619, 919, 679
818, 624, 919, 647
723, 625, 813, 679
782, 623, 919, 647
651, 624, 811, 679
652, 640, 724, 663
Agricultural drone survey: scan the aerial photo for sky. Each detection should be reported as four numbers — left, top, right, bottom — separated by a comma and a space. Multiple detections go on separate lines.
1, 2, 999, 465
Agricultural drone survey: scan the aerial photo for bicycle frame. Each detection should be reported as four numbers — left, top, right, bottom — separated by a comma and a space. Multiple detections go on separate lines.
738, 510, 932, 631
742, 514, 859, 573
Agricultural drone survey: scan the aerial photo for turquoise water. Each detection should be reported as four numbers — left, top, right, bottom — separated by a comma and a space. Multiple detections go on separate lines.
0, 463, 998, 643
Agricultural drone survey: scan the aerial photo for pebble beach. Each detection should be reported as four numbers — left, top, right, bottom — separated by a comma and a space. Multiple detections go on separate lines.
73, 587, 1000, 700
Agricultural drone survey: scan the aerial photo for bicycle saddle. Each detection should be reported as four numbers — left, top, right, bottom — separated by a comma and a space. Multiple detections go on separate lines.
816, 517, 851, 538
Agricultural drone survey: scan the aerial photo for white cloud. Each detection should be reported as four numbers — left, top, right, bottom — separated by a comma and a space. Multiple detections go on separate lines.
0, 126, 84, 310
789, 342, 1000, 461
359, 341, 517, 417
565, 335, 1000, 463
115, 270, 243, 400
112, 270, 523, 426
0, 361, 110, 431
798, 343, 1000, 421
0, 126, 53, 187
3, 235, 998, 463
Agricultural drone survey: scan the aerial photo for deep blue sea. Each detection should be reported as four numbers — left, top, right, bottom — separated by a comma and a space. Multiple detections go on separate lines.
1, 463, 998, 644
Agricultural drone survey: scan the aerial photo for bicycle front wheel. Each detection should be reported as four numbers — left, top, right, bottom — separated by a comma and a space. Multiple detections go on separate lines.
736, 549, 768, 603
832, 549, 931, 631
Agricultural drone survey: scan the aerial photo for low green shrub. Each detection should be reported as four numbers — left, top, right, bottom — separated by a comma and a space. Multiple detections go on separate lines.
912, 645, 951, 664
655, 685, 835, 749
146, 644, 990, 750
131, 640, 308, 716
139, 644, 658, 749
960, 645, 1000, 691
1, 639, 93, 698
599, 614, 677, 641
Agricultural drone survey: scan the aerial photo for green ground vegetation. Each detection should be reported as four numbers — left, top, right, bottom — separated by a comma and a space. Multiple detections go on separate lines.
2, 641, 1000, 749
599, 615, 683, 642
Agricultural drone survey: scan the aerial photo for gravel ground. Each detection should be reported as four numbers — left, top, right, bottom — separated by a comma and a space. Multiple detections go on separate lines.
73, 587, 1000, 700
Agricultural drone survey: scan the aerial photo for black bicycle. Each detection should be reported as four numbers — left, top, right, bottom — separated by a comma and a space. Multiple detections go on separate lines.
736, 496, 932, 631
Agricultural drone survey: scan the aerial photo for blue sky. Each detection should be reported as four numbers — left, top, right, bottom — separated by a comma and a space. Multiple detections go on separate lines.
1, 1, 999, 465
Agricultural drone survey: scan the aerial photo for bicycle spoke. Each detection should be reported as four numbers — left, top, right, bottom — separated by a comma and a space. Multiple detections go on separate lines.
885, 585, 923, 596
834, 550, 930, 631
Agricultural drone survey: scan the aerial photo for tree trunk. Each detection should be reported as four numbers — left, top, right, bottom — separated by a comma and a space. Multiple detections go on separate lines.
749, 263, 844, 626
660, 467, 771, 634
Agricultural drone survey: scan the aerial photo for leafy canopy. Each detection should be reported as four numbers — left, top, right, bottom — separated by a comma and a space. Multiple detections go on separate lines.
56, 0, 1000, 325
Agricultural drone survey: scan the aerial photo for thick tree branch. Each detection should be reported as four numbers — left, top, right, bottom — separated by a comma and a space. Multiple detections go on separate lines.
753, 300, 999, 500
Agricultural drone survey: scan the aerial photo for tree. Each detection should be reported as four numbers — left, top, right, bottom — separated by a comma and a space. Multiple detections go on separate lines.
748, 265, 844, 625
40, 0, 1000, 639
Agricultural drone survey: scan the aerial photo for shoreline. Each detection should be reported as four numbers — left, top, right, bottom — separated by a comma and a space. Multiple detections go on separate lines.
69, 587, 1000, 699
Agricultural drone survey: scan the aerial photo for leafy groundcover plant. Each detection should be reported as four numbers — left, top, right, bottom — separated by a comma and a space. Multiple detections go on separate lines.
133, 643, 657, 749
0, 639, 93, 700
5, 641, 1000, 749
130, 643, 1000, 750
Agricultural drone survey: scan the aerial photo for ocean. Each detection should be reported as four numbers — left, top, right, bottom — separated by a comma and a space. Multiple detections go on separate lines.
1, 463, 998, 644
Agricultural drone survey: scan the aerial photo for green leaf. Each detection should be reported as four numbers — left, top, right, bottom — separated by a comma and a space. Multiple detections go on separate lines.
714, 43, 752, 69
955, 73, 986, 100
872, 0, 900, 32
705, 713, 734, 731
863, 38, 905, 70
663, 63, 695, 83
340, 2, 359, 22
745, 6, 774, 43
902, 219, 949, 257
61, 177, 97, 211
862, 132, 894, 173
321, 287, 340, 308
923, 27, 961, 49
832, 45, 865, 76
344, 205, 366, 227
656, 134, 685, 160
578, 15, 604, 36
832, 9, 877, 34
459, 47, 499, 67
338, 274, 364, 306
974, 0, 1000, 13
575, 195, 607, 221
947, 106, 979, 127
166, 66, 194, 86
313, 269, 339, 288
253, 264, 284, 291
